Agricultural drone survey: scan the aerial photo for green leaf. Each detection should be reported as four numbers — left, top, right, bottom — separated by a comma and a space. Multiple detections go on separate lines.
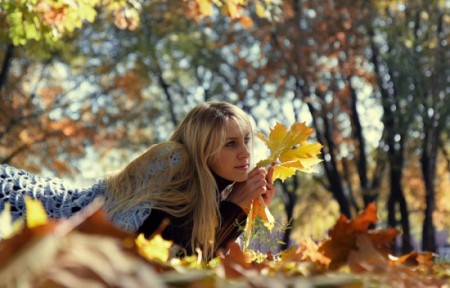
24, 20, 41, 41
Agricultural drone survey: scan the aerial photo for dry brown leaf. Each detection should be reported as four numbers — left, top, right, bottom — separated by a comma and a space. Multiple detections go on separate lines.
218, 242, 253, 279
38, 233, 164, 288
0, 199, 164, 287
368, 228, 399, 257
389, 250, 436, 268
218, 241, 271, 280
280, 238, 330, 271
348, 234, 388, 273
0, 221, 60, 286
318, 203, 398, 270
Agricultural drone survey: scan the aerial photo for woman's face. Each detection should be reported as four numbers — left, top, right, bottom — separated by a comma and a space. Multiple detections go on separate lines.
209, 119, 251, 182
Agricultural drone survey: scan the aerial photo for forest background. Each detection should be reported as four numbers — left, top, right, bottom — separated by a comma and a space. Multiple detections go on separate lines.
0, 0, 449, 259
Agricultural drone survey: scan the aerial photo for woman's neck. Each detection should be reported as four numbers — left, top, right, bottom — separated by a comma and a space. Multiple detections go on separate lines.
212, 172, 233, 192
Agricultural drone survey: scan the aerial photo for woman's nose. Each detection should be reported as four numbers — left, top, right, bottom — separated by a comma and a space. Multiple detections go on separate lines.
238, 144, 250, 159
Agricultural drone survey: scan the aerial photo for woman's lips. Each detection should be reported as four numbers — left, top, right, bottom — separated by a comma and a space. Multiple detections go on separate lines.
235, 164, 249, 170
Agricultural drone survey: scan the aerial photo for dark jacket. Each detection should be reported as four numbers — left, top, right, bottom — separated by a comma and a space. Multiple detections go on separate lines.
137, 175, 247, 257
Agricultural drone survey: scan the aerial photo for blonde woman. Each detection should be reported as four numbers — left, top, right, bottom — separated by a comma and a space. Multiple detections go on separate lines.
0, 101, 276, 260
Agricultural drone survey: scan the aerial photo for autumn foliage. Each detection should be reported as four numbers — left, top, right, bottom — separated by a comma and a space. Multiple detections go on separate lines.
1, 197, 449, 287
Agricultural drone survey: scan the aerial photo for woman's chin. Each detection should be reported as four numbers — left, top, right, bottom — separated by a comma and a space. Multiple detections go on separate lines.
233, 175, 248, 183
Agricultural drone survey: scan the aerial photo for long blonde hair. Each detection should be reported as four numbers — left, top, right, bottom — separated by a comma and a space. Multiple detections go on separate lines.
106, 101, 253, 259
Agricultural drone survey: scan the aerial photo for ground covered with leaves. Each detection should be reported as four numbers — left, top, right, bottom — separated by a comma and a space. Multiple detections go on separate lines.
1, 199, 449, 287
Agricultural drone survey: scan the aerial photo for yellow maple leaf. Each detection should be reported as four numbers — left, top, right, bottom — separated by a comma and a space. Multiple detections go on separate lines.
196, 0, 214, 17
244, 122, 322, 249
272, 163, 300, 182
135, 233, 173, 263
0, 197, 47, 239
256, 122, 322, 181
25, 196, 48, 228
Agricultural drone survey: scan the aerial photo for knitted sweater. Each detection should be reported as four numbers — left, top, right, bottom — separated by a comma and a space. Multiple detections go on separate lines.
0, 164, 106, 221
0, 156, 246, 253
0, 156, 173, 232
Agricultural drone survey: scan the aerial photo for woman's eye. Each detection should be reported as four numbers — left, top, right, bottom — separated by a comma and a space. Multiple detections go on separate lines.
244, 136, 251, 144
226, 141, 235, 146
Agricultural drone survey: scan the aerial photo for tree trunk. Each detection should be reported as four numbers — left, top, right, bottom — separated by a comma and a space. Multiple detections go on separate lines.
387, 150, 413, 254
348, 78, 378, 207
324, 162, 351, 218
294, 79, 351, 219
369, 23, 414, 254
420, 9, 447, 254
280, 177, 299, 251
0, 44, 14, 93
157, 73, 178, 126
420, 111, 439, 252
421, 153, 437, 252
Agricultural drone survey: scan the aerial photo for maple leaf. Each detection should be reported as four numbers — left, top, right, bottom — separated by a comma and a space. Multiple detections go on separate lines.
0, 197, 48, 239
389, 250, 436, 268
256, 122, 323, 181
218, 242, 268, 280
317, 203, 399, 271
135, 233, 173, 263
347, 234, 389, 273
24, 196, 48, 228
0, 199, 162, 287
244, 122, 322, 248
278, 238, 331, 272
219, 242, 252, 278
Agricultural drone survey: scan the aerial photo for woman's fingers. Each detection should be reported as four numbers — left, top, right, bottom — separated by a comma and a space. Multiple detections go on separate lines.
227, 166, 279, 211
227, 168, 269, 210
262, 183, 275, 205
261, 166, 275, 205
247, 168, 267, 190
248, 167, 266, 180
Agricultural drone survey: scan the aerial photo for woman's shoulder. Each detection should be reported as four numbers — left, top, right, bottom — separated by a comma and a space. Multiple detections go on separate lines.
148, 141, 187, 158
140, 141, 189, 175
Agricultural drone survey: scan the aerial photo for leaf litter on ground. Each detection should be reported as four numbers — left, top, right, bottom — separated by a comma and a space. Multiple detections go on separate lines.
1, 199, 450, 287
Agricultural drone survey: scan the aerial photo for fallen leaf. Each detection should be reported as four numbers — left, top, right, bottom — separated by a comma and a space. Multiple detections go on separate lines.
136, 233, 173, 263
348, 234, 388, 273
25, 196, 48, 228
318, 203, 398, 270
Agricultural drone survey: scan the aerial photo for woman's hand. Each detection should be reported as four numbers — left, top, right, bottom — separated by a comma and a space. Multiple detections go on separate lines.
227, 167, 276, 212
261, 166, 275, 206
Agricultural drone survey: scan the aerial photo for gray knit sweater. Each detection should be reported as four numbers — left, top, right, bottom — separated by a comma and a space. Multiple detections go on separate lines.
0, 164, 151, 233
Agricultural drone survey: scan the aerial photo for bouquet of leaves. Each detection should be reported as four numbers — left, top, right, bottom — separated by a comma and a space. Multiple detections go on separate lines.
243, 122, 323, 247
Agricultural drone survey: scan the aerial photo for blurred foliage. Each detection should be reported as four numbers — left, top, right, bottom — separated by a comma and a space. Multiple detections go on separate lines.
1, 199, 449, 287
0, 0, 279, 52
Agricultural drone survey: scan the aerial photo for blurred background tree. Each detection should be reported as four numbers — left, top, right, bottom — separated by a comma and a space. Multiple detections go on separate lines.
0, 0, 448, 255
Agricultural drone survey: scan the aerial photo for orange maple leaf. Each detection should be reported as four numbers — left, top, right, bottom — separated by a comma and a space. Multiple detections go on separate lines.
279, 238, 331, 271
219, 242, 257, 279
347, 234, 389, 273
244, 196, 274, 235
317, 203, 399, 270
389, 250, 436, 268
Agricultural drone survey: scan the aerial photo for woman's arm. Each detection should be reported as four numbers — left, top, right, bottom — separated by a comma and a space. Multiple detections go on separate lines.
214, 200, 247, 254
0, 164, 105, 221
214, 167, 276, 255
